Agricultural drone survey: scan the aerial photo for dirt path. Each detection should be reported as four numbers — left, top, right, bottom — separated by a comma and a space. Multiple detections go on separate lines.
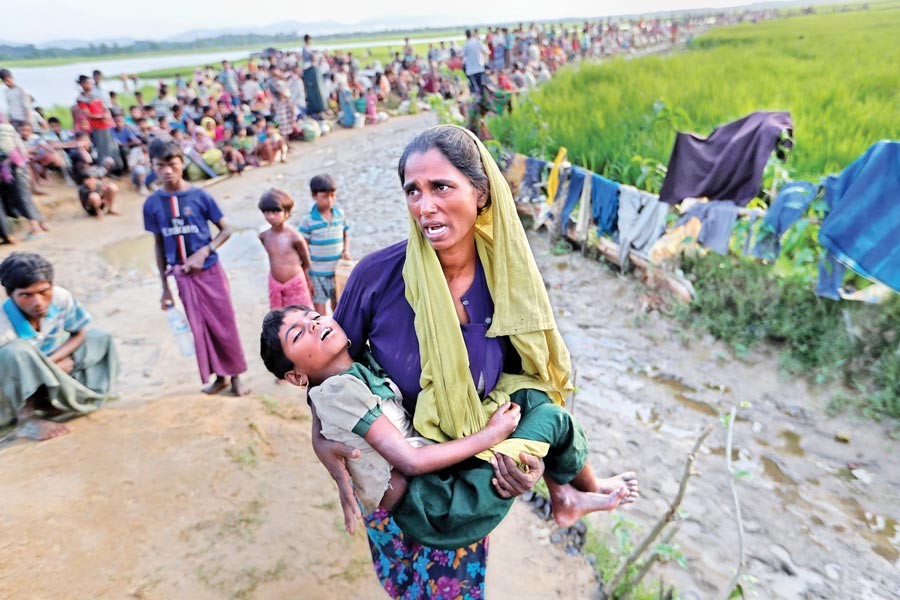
1, 112, 897, 599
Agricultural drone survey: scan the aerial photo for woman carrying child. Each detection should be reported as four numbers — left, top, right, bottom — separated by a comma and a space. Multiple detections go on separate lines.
309, 125, 638, 597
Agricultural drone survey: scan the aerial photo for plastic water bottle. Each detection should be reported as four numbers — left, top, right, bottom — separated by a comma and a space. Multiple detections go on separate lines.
166, 307, 195, 357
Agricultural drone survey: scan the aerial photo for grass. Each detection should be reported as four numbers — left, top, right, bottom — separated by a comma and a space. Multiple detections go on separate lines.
676, 252, 900, 418
489, 4, 900, 417
489, 4, 900, 185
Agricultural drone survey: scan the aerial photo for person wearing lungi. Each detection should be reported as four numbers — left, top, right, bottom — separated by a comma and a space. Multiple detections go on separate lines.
143, 138, 249, 396
0, 252, 118, 441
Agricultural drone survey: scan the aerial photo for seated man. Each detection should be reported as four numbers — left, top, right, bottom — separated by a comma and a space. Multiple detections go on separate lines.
70, 131, 120, 218
0, 252, 119, 441
18, 121, 67, 188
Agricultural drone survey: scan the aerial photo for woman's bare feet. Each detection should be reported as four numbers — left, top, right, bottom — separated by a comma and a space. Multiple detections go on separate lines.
549, 484, 629, 528
202, 376, 229, 395
15, 418, 70, 441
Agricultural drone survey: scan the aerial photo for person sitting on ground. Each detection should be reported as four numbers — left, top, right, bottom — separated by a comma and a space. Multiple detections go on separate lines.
234, 126, 258, 166
260, 306, 633, 543
152, 84, 175, 120
70, 131, 119, 219
128, 143, 155, 195
17, 121, 67, 188
258, 188, 313, 311
0, 252, 119, 441
111, 113, 141, 169
125, 104, 144, 127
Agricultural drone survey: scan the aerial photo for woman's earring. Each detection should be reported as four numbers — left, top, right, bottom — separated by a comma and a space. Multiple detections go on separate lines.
346, 339, 352, 349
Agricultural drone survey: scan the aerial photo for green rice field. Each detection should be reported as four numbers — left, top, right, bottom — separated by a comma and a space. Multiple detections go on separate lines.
489, 3, 900, 186
489, 3, 900, 417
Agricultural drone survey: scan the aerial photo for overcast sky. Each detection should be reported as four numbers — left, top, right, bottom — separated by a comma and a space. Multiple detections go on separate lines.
3, 0, 762, 45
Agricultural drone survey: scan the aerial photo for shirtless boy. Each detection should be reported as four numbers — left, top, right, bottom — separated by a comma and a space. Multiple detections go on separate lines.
258, 188, 313, 310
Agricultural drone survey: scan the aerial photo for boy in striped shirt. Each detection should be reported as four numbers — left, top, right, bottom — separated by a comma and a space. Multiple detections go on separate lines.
299, 174, 351, 315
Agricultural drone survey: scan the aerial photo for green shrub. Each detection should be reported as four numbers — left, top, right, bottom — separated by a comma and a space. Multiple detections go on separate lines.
680, 253, 900, 418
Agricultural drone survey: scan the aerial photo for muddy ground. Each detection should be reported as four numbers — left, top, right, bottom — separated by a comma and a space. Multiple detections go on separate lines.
0, 113, 897, 599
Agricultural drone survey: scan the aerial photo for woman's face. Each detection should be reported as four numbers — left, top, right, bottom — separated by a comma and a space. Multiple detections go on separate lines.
403, 148, 486, 255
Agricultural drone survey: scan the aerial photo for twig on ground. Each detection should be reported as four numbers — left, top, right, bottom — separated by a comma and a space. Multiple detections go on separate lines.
723, 406, 746, 599
603, 424, 713, 598
623, 523, 681, 598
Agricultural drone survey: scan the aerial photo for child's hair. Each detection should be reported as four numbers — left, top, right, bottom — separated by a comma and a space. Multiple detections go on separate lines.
258, 188, 294, 213
310, 174, 336, 194
260, 305, 311, 379
48, 116, 60, 125
0, 252, 53, 295
148, 137, 183, 162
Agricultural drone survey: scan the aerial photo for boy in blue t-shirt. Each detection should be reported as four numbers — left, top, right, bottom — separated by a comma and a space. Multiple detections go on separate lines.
142, 138, 249, 396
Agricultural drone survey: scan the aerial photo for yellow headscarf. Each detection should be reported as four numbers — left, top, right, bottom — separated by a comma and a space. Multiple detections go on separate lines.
402, 125, 573, 463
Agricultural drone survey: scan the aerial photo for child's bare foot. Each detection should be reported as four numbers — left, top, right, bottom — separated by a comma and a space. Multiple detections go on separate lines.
596, 471, 639, 502
229, 376, 251, 396
16, 418, 70, 441
202, 376, 229, 395
550, 484, 629, 528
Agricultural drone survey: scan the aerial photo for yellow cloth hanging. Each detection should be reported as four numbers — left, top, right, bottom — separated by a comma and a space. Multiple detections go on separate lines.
545, 147, 568, 205
402, 126, 573, 464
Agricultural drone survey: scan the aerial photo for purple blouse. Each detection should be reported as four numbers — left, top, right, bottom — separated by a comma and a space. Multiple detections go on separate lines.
334, 240, 519, 414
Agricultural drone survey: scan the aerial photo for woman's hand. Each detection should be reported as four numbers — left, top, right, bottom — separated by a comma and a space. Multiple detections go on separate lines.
311, 420, 362, 534
490, 452, 545, 499
484, 402, 521, 444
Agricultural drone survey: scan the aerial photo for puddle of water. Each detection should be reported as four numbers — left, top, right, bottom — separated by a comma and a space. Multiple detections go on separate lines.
761, 455, 798, 486
842, 497, 900, 564
103, 228, 265, 277
674, 392, 719, 417
778, 429, 806, 457
637, 369, 698, 395
709, 446, 741, 461
103, 236, 156, 276
216, 228, 266, 268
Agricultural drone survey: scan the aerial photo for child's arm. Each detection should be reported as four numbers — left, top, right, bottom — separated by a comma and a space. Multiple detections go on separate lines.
293, 231, 312, 270
341, 228, 351, 260
364, 402, 520, 477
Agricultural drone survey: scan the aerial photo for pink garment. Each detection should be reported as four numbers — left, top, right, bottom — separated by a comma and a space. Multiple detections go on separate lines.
268, 271, 312, 309
171, 261, 248, 383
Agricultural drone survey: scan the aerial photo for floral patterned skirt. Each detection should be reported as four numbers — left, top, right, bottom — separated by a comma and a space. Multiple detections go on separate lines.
364, 508, 487, 599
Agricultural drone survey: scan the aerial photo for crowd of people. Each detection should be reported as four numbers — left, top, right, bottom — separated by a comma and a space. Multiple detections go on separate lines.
0, 10, 789, 599
0, 13, 764, 243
